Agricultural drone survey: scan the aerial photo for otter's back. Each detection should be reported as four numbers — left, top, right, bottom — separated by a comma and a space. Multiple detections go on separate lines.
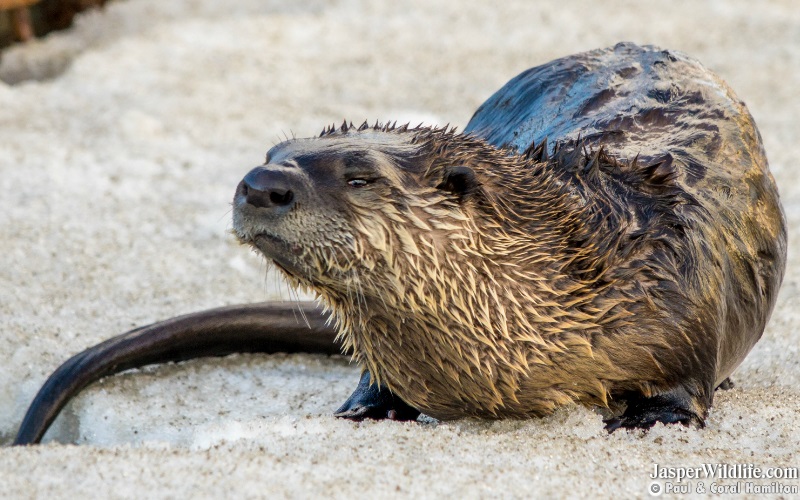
465, 42, 786, 383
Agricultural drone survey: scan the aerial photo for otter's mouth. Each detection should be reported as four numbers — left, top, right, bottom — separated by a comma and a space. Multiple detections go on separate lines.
253, 231, 290, 248
252, 233, 306, 278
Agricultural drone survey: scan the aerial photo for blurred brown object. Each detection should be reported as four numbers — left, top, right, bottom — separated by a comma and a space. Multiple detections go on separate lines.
0, 0, 39, 6
0, 0, 39, 9
1, 0, 40, 42
1, 0, 107, 48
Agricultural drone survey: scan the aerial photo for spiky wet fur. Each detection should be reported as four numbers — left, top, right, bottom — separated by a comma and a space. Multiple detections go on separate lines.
234, 122, 741, 421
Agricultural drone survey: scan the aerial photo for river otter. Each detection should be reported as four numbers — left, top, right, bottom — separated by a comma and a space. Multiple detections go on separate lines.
13, 42, 786, 445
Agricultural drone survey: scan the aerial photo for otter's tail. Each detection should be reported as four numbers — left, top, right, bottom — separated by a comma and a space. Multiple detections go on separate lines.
13, 302, 338, 445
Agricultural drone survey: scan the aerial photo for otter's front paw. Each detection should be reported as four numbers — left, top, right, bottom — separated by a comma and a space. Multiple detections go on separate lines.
334, 370, 420, 421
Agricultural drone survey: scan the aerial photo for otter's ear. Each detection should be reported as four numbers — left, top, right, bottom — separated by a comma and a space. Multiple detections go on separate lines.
437, 165, 478, 199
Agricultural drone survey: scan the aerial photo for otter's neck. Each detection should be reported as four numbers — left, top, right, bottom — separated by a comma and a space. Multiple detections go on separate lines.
327, 137, 633, 417
329, 185, 621, 417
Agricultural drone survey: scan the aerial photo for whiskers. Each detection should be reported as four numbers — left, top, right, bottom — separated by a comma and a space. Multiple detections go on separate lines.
288, 284, 311, 328
257, 254, 315, 328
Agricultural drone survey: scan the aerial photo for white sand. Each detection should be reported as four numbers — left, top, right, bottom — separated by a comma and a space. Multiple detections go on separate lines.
1, 0, 798, 497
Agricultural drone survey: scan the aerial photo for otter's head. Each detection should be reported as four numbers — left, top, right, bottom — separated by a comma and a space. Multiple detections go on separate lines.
231, 123, 507, 310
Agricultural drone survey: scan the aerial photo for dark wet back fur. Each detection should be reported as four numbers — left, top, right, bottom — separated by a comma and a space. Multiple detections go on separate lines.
466, 42, 787, 400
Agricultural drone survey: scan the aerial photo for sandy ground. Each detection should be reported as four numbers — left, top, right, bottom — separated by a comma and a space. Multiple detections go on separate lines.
1, 0, 798, 498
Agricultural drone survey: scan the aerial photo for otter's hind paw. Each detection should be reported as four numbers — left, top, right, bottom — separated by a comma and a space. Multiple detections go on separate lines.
604, 389, 706, 432
716, 378, 735, 391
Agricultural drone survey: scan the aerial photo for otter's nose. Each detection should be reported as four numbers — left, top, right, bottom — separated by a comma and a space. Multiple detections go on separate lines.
240, 166, 296, 210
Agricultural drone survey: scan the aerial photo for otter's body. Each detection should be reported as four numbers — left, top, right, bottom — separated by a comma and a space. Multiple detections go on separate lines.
15, 43, 786, 444
467, 43, 785, 390
457, 42, 787, 421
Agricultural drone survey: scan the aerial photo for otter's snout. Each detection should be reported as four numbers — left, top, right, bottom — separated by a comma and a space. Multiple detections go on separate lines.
240, 166, 296, 210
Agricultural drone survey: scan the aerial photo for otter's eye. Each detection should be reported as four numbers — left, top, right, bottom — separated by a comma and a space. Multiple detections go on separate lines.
347, 178, 370, 188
